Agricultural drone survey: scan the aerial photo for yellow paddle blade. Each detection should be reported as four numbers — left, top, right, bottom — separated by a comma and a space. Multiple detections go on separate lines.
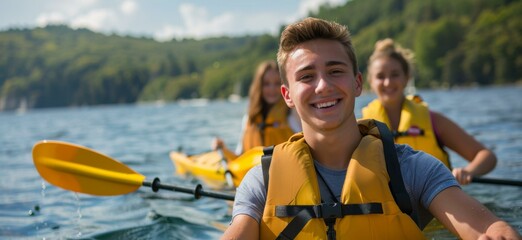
32, 140, 146, 196
228, 146, 264, 186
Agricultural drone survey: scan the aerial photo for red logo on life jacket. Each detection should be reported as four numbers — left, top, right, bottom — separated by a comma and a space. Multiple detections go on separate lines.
406, 126, 423, 136
393, 126, 425, 137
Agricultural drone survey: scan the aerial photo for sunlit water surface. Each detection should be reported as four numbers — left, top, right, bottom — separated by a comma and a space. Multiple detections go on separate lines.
0, 85, 520, 239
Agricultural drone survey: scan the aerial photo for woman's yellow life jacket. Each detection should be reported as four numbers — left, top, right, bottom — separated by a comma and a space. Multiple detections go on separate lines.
361, 96, 450, 168
260, 119, 425, 240
242, 100, 294, 152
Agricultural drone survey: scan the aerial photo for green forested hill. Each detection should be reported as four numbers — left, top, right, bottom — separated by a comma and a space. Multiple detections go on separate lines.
313, 0, 521, 87
0, 0, 519, 110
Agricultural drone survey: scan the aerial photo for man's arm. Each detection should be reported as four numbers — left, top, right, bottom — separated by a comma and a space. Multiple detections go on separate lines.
221, 215, 259, 240
429, 186, 521, 239
221, 165, 266, 239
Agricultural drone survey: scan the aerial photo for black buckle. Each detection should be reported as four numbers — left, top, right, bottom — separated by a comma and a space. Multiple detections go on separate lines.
316, 203, 343, 219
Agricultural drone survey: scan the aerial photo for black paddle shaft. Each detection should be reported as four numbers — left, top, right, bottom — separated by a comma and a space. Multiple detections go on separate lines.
472, 177, 522, 187
143, 178, 235, 201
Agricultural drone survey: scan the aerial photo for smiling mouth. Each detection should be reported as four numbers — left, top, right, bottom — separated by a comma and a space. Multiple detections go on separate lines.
382, 88, 397, 94
313, 100, 339, 109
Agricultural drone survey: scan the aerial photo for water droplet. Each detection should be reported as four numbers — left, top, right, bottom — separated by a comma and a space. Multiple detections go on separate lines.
41, 181, 46, 197
76, 209, 82, 219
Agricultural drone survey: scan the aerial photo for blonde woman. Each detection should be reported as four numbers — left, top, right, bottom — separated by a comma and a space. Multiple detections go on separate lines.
362, 38, 497, 185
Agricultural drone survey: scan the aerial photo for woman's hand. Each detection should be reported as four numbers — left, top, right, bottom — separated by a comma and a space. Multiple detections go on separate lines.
452, 167, 473, 185
211, 137, 225, 151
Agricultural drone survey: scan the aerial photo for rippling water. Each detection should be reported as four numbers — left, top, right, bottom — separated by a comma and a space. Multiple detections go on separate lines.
1, 85, 521, 239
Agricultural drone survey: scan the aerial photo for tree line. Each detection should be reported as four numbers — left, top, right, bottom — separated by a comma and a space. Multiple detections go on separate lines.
0, 0, 519, 111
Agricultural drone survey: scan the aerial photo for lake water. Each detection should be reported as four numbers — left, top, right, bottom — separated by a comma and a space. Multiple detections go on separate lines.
1, 85, 521, 239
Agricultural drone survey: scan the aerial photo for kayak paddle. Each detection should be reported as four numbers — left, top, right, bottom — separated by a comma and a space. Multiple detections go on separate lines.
217, 147, 234, 188
32, 140, 235, 201
33, 139, 518, 205
472, 177, 522, 187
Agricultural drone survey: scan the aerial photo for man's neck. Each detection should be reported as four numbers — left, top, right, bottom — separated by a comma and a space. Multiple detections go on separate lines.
303, 118, 362, 170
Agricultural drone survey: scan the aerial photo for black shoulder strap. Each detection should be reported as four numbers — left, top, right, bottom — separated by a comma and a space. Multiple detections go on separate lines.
261, 146, 274, 194
374, 120, 413, 215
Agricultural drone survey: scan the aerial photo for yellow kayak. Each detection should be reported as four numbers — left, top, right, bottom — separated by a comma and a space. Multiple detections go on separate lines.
170, 147, 264, 189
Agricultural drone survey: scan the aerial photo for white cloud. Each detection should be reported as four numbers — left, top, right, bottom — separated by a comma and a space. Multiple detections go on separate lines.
50, 0, 99, 16
34, 0, 106, 28
234, 12, 286, 36
23, 1, 348, 40
178, 4, 234, 39
77, 0, 98, 7
154, 4, 237, 41
120, 0, 137, 15
154, 25, 183, 42
70, 9, 114, 31
36, 12, 66, 26
153, 1, 345, 41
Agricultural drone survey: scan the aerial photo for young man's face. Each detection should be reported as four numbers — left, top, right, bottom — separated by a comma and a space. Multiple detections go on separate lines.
281, 39, 362, 131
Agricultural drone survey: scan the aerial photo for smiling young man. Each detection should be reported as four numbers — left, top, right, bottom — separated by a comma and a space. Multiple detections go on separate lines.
221, 17, 520, 240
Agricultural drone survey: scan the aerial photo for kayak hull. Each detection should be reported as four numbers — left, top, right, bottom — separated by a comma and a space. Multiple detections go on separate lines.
170, 147, 263, 188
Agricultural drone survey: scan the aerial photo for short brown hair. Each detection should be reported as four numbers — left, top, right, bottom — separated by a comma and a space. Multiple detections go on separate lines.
277, 17, 358, 85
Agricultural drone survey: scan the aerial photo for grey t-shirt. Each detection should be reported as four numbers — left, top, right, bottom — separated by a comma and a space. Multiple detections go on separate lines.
231, 144, 459, 229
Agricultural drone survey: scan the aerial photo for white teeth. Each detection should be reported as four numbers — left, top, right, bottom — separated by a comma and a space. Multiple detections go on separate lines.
315, 100, 337, 109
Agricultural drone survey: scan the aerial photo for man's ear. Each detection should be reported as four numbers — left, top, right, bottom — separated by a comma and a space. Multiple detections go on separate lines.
281, 85, 295, 108
354, 72, 363, 97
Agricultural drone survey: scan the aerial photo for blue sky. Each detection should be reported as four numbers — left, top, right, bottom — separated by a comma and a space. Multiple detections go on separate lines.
1, 0, 345, 41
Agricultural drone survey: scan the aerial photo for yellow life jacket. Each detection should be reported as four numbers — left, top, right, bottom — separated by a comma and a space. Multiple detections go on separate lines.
242, 100, 294, 152
260, 119, 425, 240
361, 96, 450, 168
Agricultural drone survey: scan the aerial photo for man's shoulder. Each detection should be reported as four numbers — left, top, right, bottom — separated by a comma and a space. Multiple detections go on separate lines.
395, 143, 424, 157
394, 143, 413, 157
394, 143, 447, 170
241, 164, 264, 186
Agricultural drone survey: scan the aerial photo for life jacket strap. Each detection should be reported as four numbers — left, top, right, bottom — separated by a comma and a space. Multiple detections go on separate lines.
274, 202, 383, 239
258, 122, 279, 130
324, 218, 336, 240
275, 208, 314, 240
375, 120, 413, 215
275, 202, 383, 218
261, 146, 274, 194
